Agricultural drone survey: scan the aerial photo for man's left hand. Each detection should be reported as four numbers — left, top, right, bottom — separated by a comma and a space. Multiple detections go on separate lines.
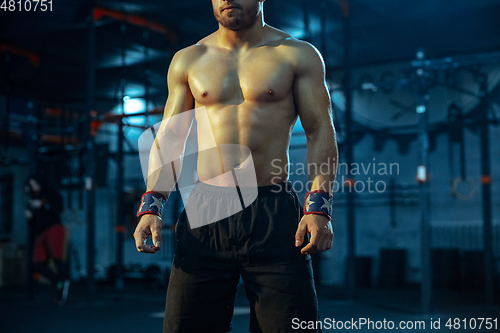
295, 214, 333, 254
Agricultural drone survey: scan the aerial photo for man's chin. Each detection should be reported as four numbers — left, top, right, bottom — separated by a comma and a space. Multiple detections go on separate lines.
219, 19, 242, 29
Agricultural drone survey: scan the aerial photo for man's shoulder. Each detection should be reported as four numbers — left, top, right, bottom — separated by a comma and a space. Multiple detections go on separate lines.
265, 27, 321, 59
281, 38, 321, 59
169, 43, 208, 75
176, 32, 218, 56
173, 44, 207, 62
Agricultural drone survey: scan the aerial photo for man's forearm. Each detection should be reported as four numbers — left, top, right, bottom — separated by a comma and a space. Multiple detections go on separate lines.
306, 125, 338, 193
146, 137, 185, 198
145, 113, 194, 197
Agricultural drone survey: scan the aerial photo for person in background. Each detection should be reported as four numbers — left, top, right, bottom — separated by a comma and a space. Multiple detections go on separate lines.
25, 175, 69, 305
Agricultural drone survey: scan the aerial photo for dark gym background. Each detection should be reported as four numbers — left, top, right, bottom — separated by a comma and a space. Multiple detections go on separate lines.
1, 0, 500, 332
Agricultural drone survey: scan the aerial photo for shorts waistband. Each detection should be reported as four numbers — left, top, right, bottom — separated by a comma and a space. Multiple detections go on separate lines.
194, 181, 293, 197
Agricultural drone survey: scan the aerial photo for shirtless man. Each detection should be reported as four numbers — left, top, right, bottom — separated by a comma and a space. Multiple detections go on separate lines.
134, 0, 337, 332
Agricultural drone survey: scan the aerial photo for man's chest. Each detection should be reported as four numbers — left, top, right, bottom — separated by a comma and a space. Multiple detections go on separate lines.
187, 49, 295, 104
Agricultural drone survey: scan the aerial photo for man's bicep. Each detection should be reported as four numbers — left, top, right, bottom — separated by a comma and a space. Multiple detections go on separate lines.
163, 83, 194, 120
163, 50, 194, 119
294, 44, 332, 133
145, 52, 194, 193
159, 69, 194, 144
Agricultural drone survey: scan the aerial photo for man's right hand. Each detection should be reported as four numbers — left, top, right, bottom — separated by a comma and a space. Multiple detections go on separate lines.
134, 214, 163, 254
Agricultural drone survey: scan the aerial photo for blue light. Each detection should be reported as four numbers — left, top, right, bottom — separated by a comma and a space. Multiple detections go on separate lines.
288, 29, 305, 38
124, 98, 146, 114
416, 105, 426, 114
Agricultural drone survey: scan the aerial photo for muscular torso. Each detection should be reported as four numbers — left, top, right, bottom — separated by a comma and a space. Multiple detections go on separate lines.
187, 33, 299, 186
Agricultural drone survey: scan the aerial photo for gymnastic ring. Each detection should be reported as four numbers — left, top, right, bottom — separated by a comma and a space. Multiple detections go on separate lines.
451, 177, 475, 201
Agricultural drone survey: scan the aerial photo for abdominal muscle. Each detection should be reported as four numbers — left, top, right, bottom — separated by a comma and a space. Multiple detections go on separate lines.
195, 100, 295, 187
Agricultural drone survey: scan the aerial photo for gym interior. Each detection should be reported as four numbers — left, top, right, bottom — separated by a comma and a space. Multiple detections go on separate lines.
1, 1, 500, 332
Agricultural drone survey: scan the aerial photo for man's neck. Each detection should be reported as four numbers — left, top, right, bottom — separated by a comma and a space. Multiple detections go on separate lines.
216, 17, 267, 50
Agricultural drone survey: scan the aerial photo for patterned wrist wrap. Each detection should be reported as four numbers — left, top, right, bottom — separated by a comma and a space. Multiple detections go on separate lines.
137, 191, 167, 218
304, 190, 332, 219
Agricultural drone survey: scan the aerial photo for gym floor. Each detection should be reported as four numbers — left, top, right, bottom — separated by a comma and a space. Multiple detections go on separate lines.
1, 282, 499, 333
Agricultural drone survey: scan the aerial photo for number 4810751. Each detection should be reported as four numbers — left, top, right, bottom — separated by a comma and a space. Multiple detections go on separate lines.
1, 0, 53, 12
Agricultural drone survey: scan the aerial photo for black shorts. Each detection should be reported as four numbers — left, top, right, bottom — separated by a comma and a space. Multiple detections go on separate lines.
164, 181, 321, 333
